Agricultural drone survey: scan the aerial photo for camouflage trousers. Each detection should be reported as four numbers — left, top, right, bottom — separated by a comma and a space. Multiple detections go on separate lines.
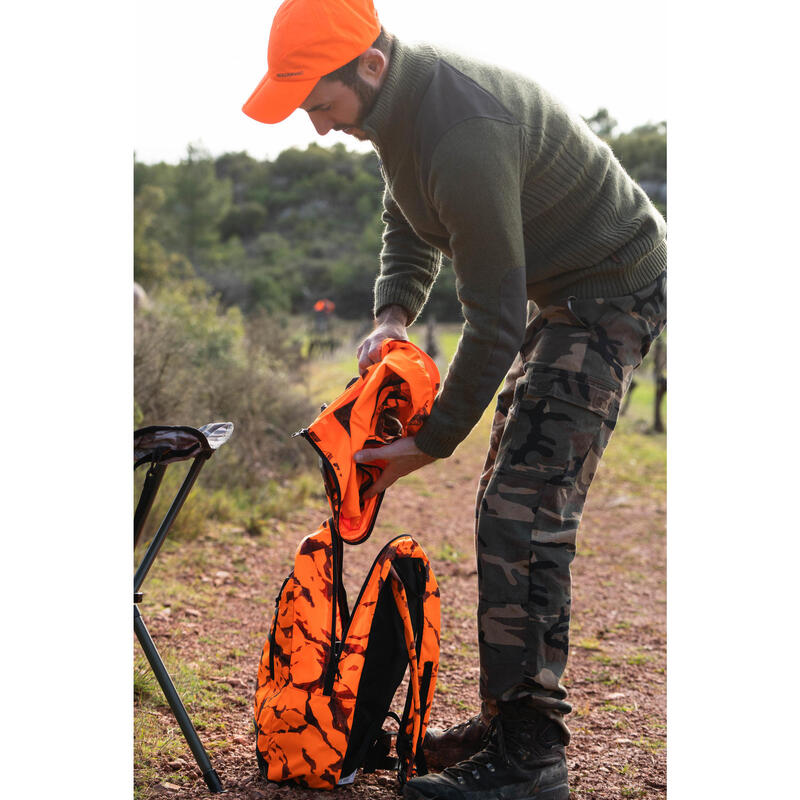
476, 272, 666, 740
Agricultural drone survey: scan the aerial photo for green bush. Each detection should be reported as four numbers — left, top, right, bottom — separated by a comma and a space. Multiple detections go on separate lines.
134, 282, 316, 496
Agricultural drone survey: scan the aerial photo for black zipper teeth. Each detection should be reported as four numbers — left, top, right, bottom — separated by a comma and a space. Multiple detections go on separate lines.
298, 429, 342, 519
268, 618, 277, 680
324, 520, 340, 696
413, 564, 425, 660
299, 429, 385, 545
356, 489, 385, 544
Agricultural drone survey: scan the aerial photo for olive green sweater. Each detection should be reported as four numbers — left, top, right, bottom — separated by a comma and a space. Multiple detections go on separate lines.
361, 40, 666, 459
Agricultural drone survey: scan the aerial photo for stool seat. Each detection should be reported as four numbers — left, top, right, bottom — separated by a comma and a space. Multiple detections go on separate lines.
134, 422, 234, 467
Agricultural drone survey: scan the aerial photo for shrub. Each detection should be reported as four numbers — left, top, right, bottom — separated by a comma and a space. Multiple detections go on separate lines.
134, 282, 316, 496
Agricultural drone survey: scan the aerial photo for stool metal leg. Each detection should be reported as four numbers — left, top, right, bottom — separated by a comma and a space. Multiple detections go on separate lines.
135, 455, 207, 594
135, 462, 166, 549
134, 605, 223, 793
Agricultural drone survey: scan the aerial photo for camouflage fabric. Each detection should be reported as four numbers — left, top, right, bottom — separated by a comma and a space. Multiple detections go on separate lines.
476, 272, 666, 741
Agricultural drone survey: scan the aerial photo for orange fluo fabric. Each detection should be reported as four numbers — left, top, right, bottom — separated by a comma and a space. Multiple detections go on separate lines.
254, 521, 440, 788
255, 341, 441, 788
303, 339, 440, 543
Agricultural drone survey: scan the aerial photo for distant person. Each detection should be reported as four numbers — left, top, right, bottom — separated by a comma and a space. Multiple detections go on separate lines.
243, 2, 666, 799
312, 297, 335, 333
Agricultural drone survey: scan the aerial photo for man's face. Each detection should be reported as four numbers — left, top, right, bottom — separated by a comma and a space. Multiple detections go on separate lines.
300, 77, 377, 141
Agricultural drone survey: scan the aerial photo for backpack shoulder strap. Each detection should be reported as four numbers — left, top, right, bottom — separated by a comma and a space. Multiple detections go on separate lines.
387, 547, 440, 785
388, 566, 423, 783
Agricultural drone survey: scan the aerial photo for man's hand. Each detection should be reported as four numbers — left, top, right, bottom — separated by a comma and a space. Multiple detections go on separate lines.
354, 436, 436, 499
357, 304, 410, 374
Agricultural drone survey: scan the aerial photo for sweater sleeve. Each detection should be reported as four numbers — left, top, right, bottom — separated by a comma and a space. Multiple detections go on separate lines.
413, 117, 528, 458
373, 185, 442, 323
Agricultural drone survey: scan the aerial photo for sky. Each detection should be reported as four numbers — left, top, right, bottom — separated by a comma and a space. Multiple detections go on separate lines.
135, 0, 671, 164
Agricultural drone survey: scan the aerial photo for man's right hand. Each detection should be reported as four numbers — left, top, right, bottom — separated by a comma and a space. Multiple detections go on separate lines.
357, 304, 410, 374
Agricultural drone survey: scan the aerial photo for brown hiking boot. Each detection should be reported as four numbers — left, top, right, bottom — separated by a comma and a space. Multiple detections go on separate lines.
422, 714, 490, 771
406, 708, 568, 800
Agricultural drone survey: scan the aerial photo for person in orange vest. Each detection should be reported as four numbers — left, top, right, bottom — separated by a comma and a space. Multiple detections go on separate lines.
313, 298, 335, 314
312, 298, 335, 333
243, 3, 666, 799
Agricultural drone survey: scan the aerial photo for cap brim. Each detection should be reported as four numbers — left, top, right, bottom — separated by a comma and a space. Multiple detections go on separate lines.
242, 71, 319, 124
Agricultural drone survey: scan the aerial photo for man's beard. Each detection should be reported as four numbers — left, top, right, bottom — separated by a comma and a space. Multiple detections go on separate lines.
352, 75, 379, 127
334, 76, 379, 139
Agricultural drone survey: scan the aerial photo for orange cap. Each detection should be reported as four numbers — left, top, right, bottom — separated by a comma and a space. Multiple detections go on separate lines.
243, 0, 381, 124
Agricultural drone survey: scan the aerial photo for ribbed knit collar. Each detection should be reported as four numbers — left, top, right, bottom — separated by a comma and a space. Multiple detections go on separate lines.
362, 39, 440, 158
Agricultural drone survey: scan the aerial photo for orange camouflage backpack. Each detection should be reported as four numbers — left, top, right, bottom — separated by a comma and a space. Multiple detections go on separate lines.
254, 341, 442, 789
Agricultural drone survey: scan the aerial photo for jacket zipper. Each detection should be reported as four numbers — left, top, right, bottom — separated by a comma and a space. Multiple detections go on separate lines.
294, 428, 342, 519
294, 427, 385, 545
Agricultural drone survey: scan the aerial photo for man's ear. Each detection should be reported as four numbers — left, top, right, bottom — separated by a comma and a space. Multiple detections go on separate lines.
356, 47, 388, 88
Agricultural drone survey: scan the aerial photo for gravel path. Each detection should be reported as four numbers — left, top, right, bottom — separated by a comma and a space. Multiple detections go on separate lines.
135, 419, 665, 800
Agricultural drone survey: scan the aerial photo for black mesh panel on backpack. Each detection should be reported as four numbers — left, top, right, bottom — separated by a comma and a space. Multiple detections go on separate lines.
341, 556, 426, 776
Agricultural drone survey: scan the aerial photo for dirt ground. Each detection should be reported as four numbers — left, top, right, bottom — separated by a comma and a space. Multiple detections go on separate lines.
135, 417, 665, 800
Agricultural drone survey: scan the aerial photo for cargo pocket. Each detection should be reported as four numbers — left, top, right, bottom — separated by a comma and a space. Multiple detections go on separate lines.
495, 367, 618, 487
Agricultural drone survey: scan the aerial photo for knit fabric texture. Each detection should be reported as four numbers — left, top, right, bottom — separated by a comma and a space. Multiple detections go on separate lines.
361, 40, 666, 458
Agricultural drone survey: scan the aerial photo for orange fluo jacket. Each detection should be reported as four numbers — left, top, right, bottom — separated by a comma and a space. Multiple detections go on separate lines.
298, 339, 440, 543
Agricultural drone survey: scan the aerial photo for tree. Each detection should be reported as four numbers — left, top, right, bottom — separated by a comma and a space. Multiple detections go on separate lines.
612, 122, 667, 216
611, 122, 666, 183
134, 184, 169, 289
219, 201, 268, 241
584, 107, 618, 141
168, 143, 233, 265
134, 182, 197, 290
133, 121, 665, 322
214, 151, 261, 203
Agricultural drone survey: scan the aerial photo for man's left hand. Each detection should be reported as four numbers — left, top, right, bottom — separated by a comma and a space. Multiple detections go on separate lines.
354, 437, 437, 499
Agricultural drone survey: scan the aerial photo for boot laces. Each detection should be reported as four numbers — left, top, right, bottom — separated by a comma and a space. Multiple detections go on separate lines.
448, 713, 483, 734
440, 716, 508, 782
441, 714, 562, 784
